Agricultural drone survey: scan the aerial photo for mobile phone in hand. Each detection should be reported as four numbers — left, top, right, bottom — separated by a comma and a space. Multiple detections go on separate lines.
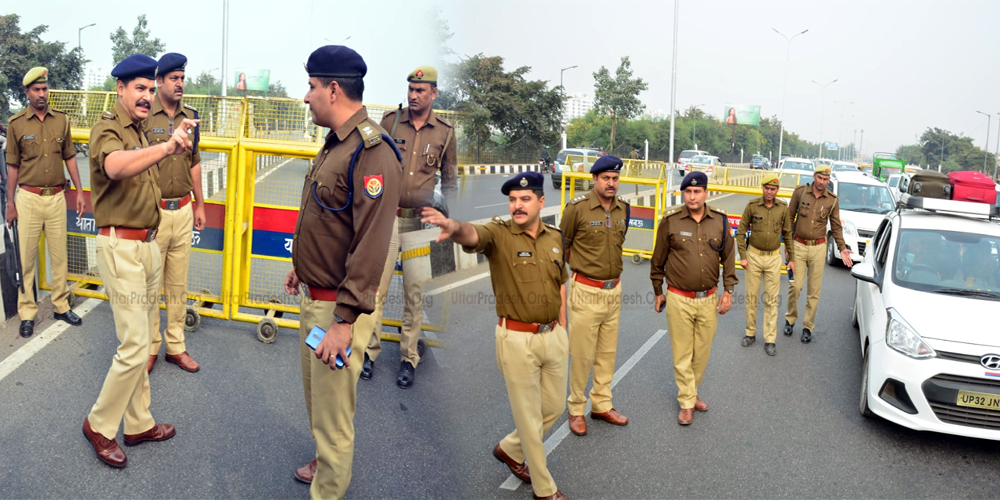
305, 325, 350, 368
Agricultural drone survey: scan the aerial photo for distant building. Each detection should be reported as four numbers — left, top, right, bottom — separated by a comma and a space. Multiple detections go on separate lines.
563, 92, 594, 125
84, 66, 108, 90
644, 108, 668, 121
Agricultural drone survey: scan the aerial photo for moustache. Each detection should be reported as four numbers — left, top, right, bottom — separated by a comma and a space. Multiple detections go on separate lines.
513, 211, 527, 216
137, 100, 151, 109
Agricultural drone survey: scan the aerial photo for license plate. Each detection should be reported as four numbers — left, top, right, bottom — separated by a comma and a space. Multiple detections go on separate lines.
956, 390, 1000, 410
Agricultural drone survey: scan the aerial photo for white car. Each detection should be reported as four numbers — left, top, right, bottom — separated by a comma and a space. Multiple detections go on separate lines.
779, 157, 815, 185
832, 161, 861, 173
851, 194, 1000, 442
886, 173, 904, 203
828, 171, 897, 265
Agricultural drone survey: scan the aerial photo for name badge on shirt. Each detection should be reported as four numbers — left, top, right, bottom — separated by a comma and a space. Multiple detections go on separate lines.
517, 251, 532, 257
590, 221, 603, 226
152, 128, 166, 134
24, 135, 35, 140
394, 138, 406, 144
680, 231, 693, 237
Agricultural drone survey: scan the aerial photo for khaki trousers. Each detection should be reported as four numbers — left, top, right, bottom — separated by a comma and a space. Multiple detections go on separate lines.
567, 277, 621, 415
151, 202, 193, 355
365, 216, 400, 363
743, 248, 782, 343
299, 294, 375, 500
367, 215, 423, 367
16, 189, 70, 319
666, 291, 718, 409
495, 320, 568, 498
87, 232, 162, 439
784, 240, 826, 331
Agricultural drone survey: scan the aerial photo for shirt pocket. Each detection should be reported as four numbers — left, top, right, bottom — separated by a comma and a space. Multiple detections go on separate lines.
511, 252, 540, 283
53, 137, 67, 155
22, 139, 40, 160
307, 166, 350, 218
421, 144, 443, 173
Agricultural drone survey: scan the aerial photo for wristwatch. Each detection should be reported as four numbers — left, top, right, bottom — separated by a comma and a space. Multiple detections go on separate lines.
724, 288, 734, 295
334, 315, 347, 324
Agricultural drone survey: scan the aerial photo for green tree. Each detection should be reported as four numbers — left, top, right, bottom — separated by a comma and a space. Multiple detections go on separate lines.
0, 14, 86, 121
896, 144, 925, 166
592, 56, 648, 150
186, 71, 221, 96
110, 15, 165, 65
430, 6, 457, 111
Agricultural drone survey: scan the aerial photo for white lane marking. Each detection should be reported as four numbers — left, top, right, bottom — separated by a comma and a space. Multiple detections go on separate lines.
473, 202, 508, 209
255, 158, 296, 185
499, 328, 668, 490
0, 298, 102, 384
424, 272, 490, 296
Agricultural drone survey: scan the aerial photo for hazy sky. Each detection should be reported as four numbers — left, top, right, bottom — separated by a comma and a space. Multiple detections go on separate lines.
9, 0, 1000, 156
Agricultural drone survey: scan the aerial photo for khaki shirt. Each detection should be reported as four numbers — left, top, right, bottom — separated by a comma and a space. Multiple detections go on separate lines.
144, 98, 202, 199
650, 204, 737, 295
5, 107, 74, 187
88, 101, 161, 230
736, 197, 794, 260
378, 108, 457, 208
788, 183, 846, 251
560, 190, 629, 280
464, 217, 568, 324
292, 108, 402, 324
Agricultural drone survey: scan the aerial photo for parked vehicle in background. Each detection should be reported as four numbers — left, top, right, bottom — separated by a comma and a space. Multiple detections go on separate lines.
678, 149, 710, 170
779, 157, 815, 185
750, 155, 769, 169
551, 148, 600, 189
886, 173, 904, 202
832, 161, 861, 172
828, 171, 896, 265
872, 152, 905, 182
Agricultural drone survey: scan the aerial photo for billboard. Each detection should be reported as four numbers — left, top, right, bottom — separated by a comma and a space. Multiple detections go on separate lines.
722, 105, 761, 126
234, 69, 270, 92
825, 142, 839, 150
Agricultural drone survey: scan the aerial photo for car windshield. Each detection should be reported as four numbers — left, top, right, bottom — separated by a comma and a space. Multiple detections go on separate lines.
838, 182, 895, 214
556, 152, 567, 163
888, 176, 900, 188
894, 229, 1000, 298
680, 151, 700, 160
882, 166, 902, 177
832, 163, 858, 171
691, 157, 711, 164
783, 160, 812, 172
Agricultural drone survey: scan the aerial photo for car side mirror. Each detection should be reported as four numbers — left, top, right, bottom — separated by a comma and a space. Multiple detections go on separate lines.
851, 262, 878, 286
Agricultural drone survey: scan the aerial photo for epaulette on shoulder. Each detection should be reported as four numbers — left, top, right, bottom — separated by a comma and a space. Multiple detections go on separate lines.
382, 108, 399, 120
491, 216, 506, 225
9, 109, 28, 121
570, 194, 587, 205
827, 190, 838, 198
183, 103, 198, 112
436, 114, 454, 128
776, 198, 788, 205
663, 207, 681, 218
50, 108, 66, 115
545, 222, 561, 232
711, 206, 728, 216
101, 110, 114, 120
618, 195, 629, 205
357, 122, 382, 149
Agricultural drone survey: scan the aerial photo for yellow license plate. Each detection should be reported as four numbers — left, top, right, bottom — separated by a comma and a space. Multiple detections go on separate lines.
956, 390, 1000, 410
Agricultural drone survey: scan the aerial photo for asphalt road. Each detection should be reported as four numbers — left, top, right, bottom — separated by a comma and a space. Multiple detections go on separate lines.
2, 254, 998, 498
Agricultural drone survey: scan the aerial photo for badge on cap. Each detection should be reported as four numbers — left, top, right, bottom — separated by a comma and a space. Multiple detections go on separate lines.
415, 69, 424, 80
692, 179, 699, 186
520, 177, 528, 187
364, 175, 384, 199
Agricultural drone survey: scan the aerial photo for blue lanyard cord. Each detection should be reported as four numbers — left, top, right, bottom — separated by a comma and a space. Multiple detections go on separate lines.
312, 133, 402, 213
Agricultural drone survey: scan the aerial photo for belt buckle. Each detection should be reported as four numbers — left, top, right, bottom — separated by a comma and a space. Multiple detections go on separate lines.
41, 187, 54, 196
537, 322, 553, 333
145, 229, 157, 242
694, 290, 709, 299
301, 284, 312, 300
165, 199, 179, 210
602, 280, 616, 290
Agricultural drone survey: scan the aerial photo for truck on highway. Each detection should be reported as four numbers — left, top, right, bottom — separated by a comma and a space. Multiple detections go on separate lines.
871, 152, 905, 182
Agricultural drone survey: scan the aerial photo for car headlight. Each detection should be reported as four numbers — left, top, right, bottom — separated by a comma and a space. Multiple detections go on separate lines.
885, 309, 935, 359
842, 220, 858, 249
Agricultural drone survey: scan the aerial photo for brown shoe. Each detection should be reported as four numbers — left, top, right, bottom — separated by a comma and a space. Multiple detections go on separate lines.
293, 459, 317, 484
534, 490, 569, 500
165, 351, 200, 373
147, 355, 156, 374
677, 408, 694, 425
492, 443, 531, 483
590, 408, 629, 426
568, 414, 587, 436
82, 418, 127, 468
694, 396, 708, 412
123, 423, 176, 446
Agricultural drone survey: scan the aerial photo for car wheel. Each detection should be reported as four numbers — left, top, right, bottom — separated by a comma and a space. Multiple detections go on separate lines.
552, 178, 560, 189
859, 346, 873, 418
826, 235, 838, 267
851, 287, 859, 330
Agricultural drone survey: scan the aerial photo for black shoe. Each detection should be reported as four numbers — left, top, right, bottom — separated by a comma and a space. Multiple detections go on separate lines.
740, 336, 756, 347
783, 321, 794, 337
54, 310, 82, 326
417, 338, 427, 360
396, 361, 415, 389
360, 354, 374, 381
764, 343, 776, 356
801, 328, 812, 344
19, 320, 34, 338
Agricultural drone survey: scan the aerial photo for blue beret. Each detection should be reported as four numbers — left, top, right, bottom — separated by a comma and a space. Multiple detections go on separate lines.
502, 172, 545, 195
111, 54, 158, 81
157, 53, 187, 75
306, 45, 367, 79
591, 155, 623, 174
681, 171, 709, 190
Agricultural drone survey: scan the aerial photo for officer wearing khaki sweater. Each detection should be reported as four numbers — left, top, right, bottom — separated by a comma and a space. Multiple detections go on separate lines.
560, 155, 630, 437
784, 163, 852, 343
422, 171, 570, 500
363, 65, 457, 388
651, 171, 737, 426
5, 66, 85, 338
82, 54, 198, 468
282, 45, 402, 498
736, 172, 793, 356
145, 52, 206, 374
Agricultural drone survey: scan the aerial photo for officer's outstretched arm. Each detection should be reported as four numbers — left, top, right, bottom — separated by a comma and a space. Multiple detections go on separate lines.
422, 208, 478, 246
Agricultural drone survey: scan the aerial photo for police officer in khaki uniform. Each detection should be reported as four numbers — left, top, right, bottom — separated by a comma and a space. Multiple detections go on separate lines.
784, 163, 852, 343
82, 54, 198, 468
422, 171, 570, 500
363, 65, 457, 388
5, 67, 85, 337
282, 45, 402, 497
145, 53, 206, 374
560, 155, 630, 437
736, 173, 793, 356
651, 171, 737, 426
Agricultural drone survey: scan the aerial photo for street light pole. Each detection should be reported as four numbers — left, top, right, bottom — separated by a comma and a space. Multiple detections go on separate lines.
559, 65, 578, 90
668, 0, 680, 186
221, 0, 229, 97
812, 78, 837, 158
78, 23, 96, 50
976, 110, 991, 173
833, 100, 853, 161
995, 112, 1000, 178
691, 103, 705, 149
773, 28, 808, 162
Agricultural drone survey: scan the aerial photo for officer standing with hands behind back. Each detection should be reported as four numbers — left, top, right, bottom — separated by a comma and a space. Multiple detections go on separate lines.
5, 66, 85, 337
736, 172, 793, 356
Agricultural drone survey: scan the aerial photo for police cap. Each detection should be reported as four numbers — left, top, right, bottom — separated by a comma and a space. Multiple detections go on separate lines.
762, 173, 781, 186
23, 67, 48, 87
814, 163, 832, 175
111, 54, 158, 81
157, 53, 187, 76
502, 172, 545, 196
681, 171, 709, 190
591, 155, 623, 174
408, 66, 437, 84
306, 45, 367, 79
